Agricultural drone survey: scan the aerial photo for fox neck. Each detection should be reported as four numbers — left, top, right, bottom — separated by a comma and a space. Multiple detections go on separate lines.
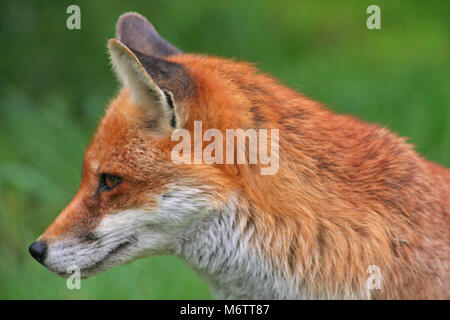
172, 194, 302, 299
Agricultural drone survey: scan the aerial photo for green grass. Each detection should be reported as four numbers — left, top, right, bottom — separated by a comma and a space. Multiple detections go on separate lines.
0, 0, 448, 299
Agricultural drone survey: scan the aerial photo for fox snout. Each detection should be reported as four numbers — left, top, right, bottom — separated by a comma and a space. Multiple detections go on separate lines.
28, 216, 140, 278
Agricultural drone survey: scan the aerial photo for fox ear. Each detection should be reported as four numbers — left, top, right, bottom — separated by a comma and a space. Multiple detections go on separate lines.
116, 12, 181, 58
108, 39, 192, 132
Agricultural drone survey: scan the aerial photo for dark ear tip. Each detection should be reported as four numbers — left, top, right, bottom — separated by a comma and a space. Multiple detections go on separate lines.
116, 12, 156, 36
115, 11, 182, 58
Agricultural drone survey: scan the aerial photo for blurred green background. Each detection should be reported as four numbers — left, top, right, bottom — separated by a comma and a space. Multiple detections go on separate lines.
0, 0, 448, 299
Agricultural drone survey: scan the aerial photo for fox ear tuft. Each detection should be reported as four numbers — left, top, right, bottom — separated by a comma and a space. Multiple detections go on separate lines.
116, 12, 182, 58
108, 39, 189, 132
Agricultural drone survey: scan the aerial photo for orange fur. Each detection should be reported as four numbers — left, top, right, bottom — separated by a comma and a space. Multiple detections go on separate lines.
172, 55, 450, 299
40, 48, 448, 299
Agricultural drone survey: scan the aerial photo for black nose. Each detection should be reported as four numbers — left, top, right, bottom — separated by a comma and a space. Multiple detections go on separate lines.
29, 240, 47, 264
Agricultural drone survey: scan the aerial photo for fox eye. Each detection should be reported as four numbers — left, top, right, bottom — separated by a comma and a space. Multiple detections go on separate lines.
99, 174, 122, 192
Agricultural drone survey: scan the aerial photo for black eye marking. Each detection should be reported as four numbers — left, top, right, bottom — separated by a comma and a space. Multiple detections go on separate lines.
99, 173, 122, 192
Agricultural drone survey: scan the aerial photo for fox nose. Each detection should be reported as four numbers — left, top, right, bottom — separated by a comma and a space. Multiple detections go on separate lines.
29, 240, 47, 264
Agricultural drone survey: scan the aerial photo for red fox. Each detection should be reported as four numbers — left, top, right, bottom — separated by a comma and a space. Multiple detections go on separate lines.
29, 12, 449, 299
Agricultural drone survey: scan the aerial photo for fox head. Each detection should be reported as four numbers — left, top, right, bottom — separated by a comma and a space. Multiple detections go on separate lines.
28, 13, 261, 278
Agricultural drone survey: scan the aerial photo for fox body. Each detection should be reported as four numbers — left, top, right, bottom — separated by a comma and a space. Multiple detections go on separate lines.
30, 13, 449, 299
